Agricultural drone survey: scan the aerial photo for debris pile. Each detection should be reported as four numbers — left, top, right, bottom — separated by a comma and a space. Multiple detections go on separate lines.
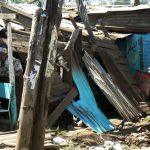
0, 0, 150, 149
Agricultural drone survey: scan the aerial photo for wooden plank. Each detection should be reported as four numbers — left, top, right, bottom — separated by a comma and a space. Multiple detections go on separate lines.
47, 87, 78, 127
0, 13, 16, 19
83, 51, 143, 121
7, 22, 15, 83
7, 22, 17, 129
76, 0, 95, 44
98, 50, 144, 105
1, 3, 32, 29
63, 29, 81, 85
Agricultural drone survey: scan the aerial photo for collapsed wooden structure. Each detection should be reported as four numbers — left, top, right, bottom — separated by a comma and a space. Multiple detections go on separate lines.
88, 6, 150, 33
0, 0, 150, 149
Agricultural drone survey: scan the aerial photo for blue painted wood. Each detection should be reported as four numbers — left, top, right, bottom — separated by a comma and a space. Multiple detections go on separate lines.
0, 82, 17, 128
67, 57, 114, 133
0, 83, 13, 99
126, 34, 150, 74
126, 34, 141, 75
142, 34, 150, 73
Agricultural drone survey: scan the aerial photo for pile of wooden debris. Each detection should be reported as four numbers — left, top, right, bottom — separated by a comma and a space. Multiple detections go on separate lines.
0, 0, 150, 149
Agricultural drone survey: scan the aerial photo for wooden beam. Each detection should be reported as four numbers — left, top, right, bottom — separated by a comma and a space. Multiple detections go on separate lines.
0, 13, 16, 19
47, 87, 78, 127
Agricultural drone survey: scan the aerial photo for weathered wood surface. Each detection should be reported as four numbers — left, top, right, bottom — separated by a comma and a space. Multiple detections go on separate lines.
0, 13, 16, 19
63, 29, 81, 86
7, 22, 15, 84
31, 1, 63, 149
48, 87, 78, 127
83, 51, 143, 121
31, 25, 58, 150
99, 50, 144, 104
16, 8, 48, 150
97, 45, 144, 104
6, 22, 17, 129
76, 0, 95, 44
0, 2, 32, 29
88, 7, 150, 33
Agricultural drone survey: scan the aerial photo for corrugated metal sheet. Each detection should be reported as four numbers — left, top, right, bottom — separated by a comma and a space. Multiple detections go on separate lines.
67, 56, 114, 133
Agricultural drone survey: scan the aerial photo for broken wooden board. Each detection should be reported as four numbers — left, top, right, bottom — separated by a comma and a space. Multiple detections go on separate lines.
47, 87, 78, 127
83, 51, 143, 121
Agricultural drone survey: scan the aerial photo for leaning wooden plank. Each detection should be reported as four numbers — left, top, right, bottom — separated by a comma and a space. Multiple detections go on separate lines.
98, 50, 144, 104
83, 51, 143, 121
47, 87, 78, 127
16, 9, 48, 150
76, 0, 95, 44
0, 13, 16, 19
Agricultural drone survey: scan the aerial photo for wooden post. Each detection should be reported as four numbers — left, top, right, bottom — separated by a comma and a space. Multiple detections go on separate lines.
16, 9, 48, 150
7, 22, 15, 84
31, 1, 63, 149
76, 0, 95, 44
31, 25, 58, 150
7, 21, 17, 129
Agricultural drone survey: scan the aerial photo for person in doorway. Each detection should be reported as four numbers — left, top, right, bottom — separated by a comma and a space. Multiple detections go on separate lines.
0, 46, 23, 76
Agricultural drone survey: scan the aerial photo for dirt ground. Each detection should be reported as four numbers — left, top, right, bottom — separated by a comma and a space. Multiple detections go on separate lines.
52, 116, 150, 150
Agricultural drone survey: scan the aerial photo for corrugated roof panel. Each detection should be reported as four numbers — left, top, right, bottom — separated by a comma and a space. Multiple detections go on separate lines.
67, 56, 114, 133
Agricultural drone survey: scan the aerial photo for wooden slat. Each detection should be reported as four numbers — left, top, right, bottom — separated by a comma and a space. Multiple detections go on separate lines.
83, 51, 143, 121
99, 50, 144, 105
47, 87, 78, 127
0, 13, 16, 19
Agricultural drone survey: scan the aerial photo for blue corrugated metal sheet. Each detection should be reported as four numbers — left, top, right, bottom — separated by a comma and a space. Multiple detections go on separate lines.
67, 57, 114, 133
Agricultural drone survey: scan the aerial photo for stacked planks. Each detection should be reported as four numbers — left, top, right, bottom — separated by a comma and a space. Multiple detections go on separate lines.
88, 6, 150, 33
